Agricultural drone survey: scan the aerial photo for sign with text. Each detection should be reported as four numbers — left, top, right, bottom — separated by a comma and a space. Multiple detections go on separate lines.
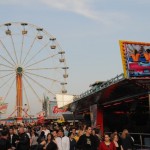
49, 101, 71, 119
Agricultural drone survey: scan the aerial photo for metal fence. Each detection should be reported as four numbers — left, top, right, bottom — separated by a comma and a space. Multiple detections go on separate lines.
73, 73, 125, 101
130, 133, 150, 149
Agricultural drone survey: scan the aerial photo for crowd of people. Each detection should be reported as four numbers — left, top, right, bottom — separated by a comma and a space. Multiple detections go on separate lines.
0, 122, 134, 150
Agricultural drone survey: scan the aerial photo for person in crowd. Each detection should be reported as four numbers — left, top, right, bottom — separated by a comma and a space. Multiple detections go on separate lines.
144, 49, 150, 62
92, 128, 101, 150
55, 128, 70, 150
0, 130, 11, 150
33, 129, 45, 150
30, 129, 38, 150
42, 126, 50, 138
112, 133, 123, 150
37, 127, 43, 136
76, 128, 84, 142
70, 127, 79, 142
9, 127, 19, 149
63, 126, 69, 136
52, 129, 57, 143
130, 49, 140, 62
68, 132, 76, 150
41, 133, 58, 150
121, 129, 134, 150
77, 126, 96, 150
99, 133, 116, 150
15, 126, 30, 150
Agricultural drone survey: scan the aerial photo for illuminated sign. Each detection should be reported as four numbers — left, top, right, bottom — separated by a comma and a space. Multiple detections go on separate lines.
119, 40, 150, 78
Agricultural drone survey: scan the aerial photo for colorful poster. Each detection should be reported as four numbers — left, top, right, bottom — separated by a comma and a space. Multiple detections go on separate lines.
120, 41, 150, 78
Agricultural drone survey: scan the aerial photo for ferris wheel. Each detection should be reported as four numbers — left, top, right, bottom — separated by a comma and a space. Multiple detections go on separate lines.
0, 22, 68, 120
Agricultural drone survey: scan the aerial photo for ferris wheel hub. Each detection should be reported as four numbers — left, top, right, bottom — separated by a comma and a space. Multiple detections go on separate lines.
16, 67, 23, 74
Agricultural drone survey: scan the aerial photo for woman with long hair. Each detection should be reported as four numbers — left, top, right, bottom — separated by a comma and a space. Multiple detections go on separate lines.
30, 129, 38, 150
99, 133, 116, 150
41, 133, 58, 150
112, 133, 123, 150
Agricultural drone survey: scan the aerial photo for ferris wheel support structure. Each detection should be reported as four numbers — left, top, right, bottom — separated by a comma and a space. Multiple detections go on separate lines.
16, 68, 23, 122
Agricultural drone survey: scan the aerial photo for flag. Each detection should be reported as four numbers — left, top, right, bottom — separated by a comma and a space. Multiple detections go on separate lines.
0, 103, 8, 114
37, 111, 45, 124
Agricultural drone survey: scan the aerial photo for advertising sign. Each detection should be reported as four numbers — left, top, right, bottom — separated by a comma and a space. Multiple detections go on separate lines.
119, 41, 150, 78
49, 101, 71, 119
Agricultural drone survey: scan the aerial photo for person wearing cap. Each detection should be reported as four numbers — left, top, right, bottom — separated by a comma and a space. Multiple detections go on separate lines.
55, 128, 70, 150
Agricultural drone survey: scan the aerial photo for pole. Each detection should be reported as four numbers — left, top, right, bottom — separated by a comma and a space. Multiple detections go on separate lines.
16, 74, 22, 122
73, 111, 75, 126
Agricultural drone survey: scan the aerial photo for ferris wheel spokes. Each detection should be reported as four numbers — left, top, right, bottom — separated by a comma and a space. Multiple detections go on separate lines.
24, 53, 59, 69
10, 35, 18, 64
19, 23, 28, 64
24, 73, 55, 96
3, 77, 15, 103
22, 82, 31, 113
19, 34, 25, 64
24, 71, 62, 83
21, 36, 37, 65
0, 72, 15, 79
0, 40, 16, 65
25, 67, 62, 71
0, 63, 14, 69
23, 75, 43, 103
0, 54, 15, 67
23, 41, 50, 66
0, 73, 15, 89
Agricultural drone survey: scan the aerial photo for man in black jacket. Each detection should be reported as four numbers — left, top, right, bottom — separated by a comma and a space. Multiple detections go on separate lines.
16, 126, 30, 150
9, 127, 19, 149
77, 126, 96, 150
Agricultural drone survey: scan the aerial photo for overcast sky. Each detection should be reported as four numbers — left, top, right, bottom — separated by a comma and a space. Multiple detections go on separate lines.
0, 0, 150, 116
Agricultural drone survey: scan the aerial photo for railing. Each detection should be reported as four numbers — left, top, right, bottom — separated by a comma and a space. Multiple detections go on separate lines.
130, 133, 150, 149
73, 73, 125, 101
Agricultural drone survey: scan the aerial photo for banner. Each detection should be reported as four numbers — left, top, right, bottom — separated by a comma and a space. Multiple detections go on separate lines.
0, 103, 8, 114
90, 104, 97, 127
119, 41, 150, 78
